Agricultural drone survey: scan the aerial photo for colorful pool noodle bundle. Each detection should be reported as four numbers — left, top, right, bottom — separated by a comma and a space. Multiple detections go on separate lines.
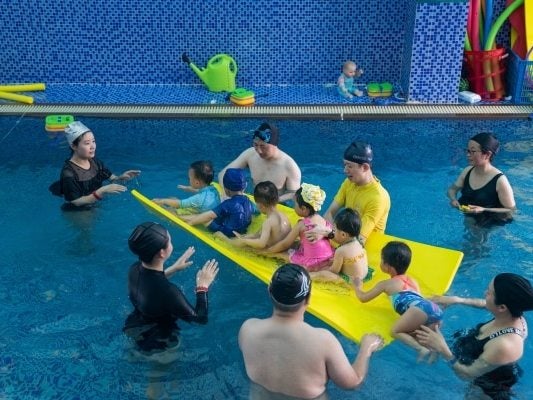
465, 0, 525, 96
0, 83, 46, 104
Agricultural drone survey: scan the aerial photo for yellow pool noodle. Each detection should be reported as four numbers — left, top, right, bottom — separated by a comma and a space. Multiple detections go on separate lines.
0, 83, 45, 92
0, 91, 34, 104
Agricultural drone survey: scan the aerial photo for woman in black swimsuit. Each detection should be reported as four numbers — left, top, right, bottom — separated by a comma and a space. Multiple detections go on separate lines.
124, 222, 219, 354
447, 132, 516, 225
416, 273, 533, 399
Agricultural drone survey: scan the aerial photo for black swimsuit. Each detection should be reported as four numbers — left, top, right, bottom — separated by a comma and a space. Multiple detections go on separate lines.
123, 262, 209, 352
459, 168, 511, 226
49, 158, 112, 211
451, 320, 524, 399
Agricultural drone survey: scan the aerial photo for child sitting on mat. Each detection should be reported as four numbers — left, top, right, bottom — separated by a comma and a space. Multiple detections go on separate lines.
231, 181, 291, 249
311, 208, 369, 284
263, 183, 334, 271
153, 160, 220, 214
180, 168, 253, 238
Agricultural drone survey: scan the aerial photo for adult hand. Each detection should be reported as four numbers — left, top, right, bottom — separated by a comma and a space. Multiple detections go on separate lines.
415, 325, 447, 355
466, 205, 484, 214
304, 224, 325, 243
360, 333, 383, 354
177, 184, 198, 193
101, 183, 127, 195
119, 170, 141, 180
196, 259, 219, 288
175, 246, 195, 270
450, 199, 460, 208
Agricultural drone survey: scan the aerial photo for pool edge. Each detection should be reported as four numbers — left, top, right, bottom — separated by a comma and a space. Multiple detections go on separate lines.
1, 103, 532, 120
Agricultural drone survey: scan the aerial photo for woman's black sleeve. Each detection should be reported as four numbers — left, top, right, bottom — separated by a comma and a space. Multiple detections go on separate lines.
169, 287, 209, 324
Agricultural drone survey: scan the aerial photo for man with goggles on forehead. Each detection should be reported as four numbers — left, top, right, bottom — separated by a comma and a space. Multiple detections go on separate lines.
218, 122, 301, 204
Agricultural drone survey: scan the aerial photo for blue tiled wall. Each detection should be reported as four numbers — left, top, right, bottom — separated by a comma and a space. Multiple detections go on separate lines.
1, 0, 408, 86
402, 0, 469, 103
0, 0, 510, 102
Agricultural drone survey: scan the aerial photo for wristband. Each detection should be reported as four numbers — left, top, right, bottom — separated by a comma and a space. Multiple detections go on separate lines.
92, 191, 102, 200
196, 286, 208, 293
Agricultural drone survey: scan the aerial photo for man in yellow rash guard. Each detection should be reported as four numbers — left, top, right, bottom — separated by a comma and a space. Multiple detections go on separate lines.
323, 141, 390, 245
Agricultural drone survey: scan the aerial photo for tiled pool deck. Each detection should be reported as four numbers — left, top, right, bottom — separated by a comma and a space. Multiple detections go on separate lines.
1, 84, 532, 119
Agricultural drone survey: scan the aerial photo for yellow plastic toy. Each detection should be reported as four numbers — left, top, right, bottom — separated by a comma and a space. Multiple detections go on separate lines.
0, 83, 46, 104
230, 88, 255, 106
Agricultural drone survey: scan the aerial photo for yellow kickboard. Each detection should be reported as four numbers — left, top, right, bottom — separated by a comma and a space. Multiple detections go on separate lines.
131, 189, 463, 345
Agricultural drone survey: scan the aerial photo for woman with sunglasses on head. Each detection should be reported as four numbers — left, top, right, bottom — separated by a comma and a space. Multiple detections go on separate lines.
218, 122, 301, 204
124, 222, 219, 354
447, 132, 516, 226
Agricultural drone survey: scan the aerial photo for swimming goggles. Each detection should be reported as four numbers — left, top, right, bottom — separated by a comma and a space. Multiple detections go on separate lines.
253, 129, 271, 143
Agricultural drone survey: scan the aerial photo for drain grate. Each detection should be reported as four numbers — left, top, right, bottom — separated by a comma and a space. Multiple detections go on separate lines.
0, 103, 532, 119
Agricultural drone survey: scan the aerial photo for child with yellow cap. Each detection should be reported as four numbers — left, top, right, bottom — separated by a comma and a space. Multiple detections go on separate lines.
264, 183, 334, 270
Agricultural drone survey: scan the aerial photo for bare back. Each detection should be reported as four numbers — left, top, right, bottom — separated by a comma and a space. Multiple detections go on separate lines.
239, 317, 342, 399
265, 209, 292, 247
336, 240, 368, 280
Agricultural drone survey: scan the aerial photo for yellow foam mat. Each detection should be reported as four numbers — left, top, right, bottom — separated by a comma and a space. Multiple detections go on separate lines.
131, 189, 463, 345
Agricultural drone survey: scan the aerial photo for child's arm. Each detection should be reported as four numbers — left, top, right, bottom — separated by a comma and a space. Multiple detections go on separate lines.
153, 197, 181, 208
353, 279, 393, 303
177, 184, 199, 193
325, 250, 344, 274
233, 219, 273, 249
264, 221, 301, 253
180, 210, 216, 226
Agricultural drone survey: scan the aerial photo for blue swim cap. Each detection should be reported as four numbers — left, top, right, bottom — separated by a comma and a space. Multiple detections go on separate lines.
223, 168, 247, 191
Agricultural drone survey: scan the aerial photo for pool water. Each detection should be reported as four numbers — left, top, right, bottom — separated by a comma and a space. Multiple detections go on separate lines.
0, 116, 532, 399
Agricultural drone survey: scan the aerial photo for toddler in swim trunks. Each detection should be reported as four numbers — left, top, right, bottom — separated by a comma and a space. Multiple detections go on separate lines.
353, 241, 443, 363
337, 60, 364, 99
264, 183, 334, 271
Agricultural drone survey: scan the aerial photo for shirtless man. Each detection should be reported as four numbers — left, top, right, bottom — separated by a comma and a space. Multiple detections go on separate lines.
239, 264, 383, 399
218, 122, 301, 203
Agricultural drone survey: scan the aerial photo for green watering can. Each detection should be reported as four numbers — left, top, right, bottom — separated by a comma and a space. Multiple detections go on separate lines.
182, 53, 237, 92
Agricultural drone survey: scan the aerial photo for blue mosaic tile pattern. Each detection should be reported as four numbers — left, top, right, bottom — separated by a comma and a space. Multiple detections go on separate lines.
0, 0, 512, 104
0, 83, 406, 105
400, 1, 418, 99
1, 1, 407, 86
405, 1, 469, 103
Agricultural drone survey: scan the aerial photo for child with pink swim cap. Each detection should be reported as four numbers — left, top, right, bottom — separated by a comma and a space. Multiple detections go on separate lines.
264, 183, 334, 271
